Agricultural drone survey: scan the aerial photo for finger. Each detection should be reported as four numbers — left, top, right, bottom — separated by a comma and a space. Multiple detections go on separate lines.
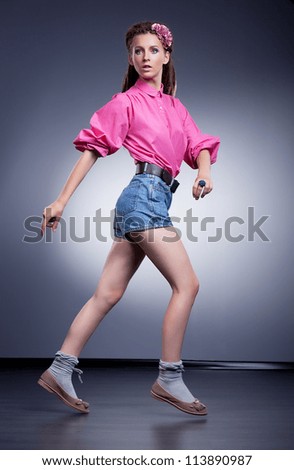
193, 180, 206, 200
52, 217, 60, 232
201, 182, 213, 198
41, 213, 47, 236
46, 217, 58, 232
41, 208, 54, 234
201, 186, 213, 198
47, 216, 56, 225
43, 207, 53, 223
193, 185, 202, 200
195, 188, 203, 200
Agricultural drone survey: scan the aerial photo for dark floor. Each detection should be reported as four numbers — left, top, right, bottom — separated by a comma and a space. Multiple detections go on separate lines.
0, 365, 293, 450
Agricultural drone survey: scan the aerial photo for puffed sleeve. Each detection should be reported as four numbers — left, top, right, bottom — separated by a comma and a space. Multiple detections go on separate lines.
73, 93, 131, 156
175, 99, 220, 169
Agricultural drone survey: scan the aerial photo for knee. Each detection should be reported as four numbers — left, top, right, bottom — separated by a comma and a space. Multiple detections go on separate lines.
173, 274, 199, 301
92, 287, 124, 310
190, 275, 200, 300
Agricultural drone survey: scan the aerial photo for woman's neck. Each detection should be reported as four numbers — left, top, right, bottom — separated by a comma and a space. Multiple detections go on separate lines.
138, 76, 162, 91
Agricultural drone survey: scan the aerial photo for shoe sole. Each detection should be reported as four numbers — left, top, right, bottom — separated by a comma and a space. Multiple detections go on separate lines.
150, 388, 207, 416
38, 372, 89, 414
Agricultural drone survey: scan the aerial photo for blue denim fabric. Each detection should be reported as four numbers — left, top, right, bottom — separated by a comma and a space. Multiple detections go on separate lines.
113, 174, 173, 239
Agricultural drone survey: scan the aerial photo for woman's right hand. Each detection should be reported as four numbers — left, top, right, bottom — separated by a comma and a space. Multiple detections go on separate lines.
41, 200, 65, 236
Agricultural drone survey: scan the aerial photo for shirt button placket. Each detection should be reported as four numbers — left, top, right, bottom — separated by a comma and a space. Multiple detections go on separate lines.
157, 95, 168, 127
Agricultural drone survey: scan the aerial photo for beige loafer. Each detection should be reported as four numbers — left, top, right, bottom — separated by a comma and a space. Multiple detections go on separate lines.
38, 369, 89, 413
151, 381, 207, 415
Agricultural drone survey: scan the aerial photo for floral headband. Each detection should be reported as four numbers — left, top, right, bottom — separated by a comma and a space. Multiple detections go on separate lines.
151, 23, 173, 51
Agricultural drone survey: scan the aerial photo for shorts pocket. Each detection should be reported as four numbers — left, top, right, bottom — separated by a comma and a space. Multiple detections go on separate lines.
115, 180, 141, 216
150, 180, 172, 216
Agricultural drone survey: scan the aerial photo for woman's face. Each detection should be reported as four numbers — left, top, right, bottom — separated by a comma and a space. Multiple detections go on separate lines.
129, 32, 170, 88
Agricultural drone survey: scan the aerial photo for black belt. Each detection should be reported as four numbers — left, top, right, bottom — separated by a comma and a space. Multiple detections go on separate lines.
135, 162, 180, 193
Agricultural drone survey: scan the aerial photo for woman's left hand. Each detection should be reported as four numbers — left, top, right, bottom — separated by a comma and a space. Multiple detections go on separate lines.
192, 175, 213, 200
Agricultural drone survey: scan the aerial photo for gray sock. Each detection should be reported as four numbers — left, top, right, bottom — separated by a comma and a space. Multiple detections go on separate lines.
48, 351, 83, 399
157, 360, 195, 403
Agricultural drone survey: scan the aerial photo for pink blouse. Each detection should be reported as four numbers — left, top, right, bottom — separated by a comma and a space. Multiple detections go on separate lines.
74, 79, 220, 178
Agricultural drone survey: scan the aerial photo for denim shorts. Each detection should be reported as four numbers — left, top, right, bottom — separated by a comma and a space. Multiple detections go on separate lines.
113, 174, 173, 239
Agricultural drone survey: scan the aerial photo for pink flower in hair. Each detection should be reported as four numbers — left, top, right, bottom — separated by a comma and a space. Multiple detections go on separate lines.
151, 23, 173, 50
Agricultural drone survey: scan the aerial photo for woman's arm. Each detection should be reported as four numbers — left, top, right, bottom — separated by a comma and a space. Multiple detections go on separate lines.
192, 149, 213, 200
41, 150, 98, 235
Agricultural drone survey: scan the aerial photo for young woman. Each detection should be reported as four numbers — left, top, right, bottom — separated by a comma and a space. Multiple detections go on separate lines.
38, 21, 220, 415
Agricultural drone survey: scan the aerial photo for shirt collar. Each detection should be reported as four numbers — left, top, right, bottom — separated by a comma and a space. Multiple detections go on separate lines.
135, 78, 163, 97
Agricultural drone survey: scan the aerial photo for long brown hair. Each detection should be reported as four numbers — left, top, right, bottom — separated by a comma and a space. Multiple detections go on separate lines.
122, 21, 176, 96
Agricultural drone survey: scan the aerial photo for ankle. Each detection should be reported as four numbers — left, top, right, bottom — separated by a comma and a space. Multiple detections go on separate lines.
160, 360, 183, 370
48, 351, 81, 399
157, 359, 195, 403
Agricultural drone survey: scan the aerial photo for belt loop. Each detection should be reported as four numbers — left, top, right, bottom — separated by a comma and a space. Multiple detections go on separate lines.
143, 162, 148, 173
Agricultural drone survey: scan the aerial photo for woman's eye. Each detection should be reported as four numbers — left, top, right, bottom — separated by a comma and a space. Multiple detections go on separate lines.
152, 48, 159, 54
135, 49, 141, 55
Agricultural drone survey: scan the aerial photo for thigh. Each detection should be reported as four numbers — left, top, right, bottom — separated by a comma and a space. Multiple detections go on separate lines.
94, 238, 145, 294
129, 228, 198, 291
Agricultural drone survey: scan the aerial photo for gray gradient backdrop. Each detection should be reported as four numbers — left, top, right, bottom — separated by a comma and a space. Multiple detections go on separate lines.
1, 0, 293, 361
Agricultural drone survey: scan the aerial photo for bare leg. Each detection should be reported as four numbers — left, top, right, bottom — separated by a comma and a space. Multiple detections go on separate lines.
129, 227, 199, 362
128, 227, 207, 412
60, 238, 145, 357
